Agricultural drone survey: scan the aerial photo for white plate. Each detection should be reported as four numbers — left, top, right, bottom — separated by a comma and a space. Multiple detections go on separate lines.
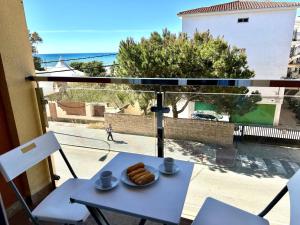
121, 165, 159, 187
159, 164, 180, 175
95, 176, 119, 191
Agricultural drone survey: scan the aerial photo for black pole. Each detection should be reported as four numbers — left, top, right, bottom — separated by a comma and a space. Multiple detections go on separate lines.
151, 92, 170, 158
157, 93, 164, 158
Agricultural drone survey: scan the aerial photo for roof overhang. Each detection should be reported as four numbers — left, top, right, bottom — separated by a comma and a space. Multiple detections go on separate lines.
178, 6, 299, 18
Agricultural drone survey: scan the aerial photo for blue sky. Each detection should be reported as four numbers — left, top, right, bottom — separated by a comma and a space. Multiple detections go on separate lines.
23, 0, 300, 53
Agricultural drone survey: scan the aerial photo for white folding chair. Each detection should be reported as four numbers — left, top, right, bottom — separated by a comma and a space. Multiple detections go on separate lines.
192, 169, 300, 225
0, 131, 90, 225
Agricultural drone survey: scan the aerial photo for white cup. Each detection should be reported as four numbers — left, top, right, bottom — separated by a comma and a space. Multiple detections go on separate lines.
100, 171, 112, 188
164, 157, 174, 172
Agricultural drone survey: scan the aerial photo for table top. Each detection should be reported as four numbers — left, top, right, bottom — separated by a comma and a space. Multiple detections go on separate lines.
70, 152, 194, 225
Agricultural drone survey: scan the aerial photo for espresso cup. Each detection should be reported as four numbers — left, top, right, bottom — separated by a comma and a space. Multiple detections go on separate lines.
100, 171, 112, 188
164, 157, 174, 172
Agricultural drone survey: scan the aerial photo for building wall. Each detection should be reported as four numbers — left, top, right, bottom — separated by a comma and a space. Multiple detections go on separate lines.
104, 113, 234, 146
164, 99, 195, 119
165, 117, 234, 146
0, 0, 51, 199
181, 8, 297, 79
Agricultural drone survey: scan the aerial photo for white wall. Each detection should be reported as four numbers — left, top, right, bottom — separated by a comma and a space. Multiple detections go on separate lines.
165, 99, 195, 119
181, 8, 297, 79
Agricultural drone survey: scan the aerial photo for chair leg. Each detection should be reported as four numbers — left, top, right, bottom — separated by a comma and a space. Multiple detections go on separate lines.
95, 209, 110, 225
86, 206, 104, 225
138, 219, 147, 225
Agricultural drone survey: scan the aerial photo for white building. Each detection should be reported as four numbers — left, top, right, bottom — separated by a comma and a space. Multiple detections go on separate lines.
288, 16, 300, 78
37, 58, 84, 96
178, 0, 300, 80
177, 1, 300, 125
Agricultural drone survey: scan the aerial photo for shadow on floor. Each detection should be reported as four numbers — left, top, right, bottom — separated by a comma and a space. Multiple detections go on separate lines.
165, 139, 300, 179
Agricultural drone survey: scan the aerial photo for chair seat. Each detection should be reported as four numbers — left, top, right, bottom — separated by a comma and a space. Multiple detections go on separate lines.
32, 178, 89, 224
192, 198, 269, 225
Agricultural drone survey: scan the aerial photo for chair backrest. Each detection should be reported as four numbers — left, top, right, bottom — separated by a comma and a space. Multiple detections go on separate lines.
287, 169, 300, 225
0, 131, 60, 182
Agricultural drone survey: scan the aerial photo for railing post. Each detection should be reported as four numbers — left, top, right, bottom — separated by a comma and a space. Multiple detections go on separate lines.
35, 87, 56, 190
157, 93, 164, 158
151, 92, 170, 158
241, 125, 245, 141
35, 87, 48, 133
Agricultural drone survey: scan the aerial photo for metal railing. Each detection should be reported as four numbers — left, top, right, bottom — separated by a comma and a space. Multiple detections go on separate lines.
26, 75, 300, 157
26, 75, 300, 88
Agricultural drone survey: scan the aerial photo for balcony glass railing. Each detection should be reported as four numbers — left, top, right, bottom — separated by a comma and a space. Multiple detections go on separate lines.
30, 76, 300, 225
39, 82, 157, 185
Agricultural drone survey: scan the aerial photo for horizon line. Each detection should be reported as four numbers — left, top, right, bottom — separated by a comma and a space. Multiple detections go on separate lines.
36, 52, 118, 55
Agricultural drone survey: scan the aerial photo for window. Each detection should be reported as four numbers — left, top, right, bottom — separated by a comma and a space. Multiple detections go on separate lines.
238, 18, 249, 23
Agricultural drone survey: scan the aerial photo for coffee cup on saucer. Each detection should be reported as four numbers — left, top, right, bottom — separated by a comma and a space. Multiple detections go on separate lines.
100, 171, 112, 188
164, 157, 174, 172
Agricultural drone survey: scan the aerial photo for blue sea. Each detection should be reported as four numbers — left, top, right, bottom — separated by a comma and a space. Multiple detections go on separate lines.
37, 53, 117, 68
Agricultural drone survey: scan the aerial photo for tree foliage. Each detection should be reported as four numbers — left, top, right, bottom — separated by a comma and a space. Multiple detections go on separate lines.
70, 61, 106, 77
29, 31, 45, 71
114, 29, 261, 118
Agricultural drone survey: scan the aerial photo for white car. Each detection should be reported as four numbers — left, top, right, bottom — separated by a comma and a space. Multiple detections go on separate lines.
191, 111, 229, 122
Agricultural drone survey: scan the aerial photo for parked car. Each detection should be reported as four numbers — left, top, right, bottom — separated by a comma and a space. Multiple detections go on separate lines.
191, 111, 229, 122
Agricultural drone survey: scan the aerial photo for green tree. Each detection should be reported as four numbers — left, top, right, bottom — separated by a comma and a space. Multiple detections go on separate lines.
70, 61, 106, 77
114, 29, 261, 118
29, 31, 45, 71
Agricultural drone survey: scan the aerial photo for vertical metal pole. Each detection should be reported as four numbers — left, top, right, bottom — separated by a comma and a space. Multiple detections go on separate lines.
35, 87, 48, 133
157, 92, 164, 158
241, 125, 245, 142
35, 87, 56, 190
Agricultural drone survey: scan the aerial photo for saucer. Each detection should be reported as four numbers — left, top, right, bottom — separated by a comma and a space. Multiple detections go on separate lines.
95, 176, 119, 191
159, 164, 180, 175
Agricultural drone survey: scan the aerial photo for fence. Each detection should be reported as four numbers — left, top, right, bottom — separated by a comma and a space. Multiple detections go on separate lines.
234, 125, 300, 141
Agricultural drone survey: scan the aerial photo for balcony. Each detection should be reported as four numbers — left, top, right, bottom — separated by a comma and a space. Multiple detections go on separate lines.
3, 76, 298, 225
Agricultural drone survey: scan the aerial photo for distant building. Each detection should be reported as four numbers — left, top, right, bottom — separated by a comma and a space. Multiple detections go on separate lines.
177, 1, 300, 125
288, 16, 300, 79
178, 0, 300, 80
37, 58, 85, 96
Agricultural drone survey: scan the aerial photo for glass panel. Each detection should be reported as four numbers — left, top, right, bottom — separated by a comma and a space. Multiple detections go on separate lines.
164, 87, 300, 224
39, 81, 157, 185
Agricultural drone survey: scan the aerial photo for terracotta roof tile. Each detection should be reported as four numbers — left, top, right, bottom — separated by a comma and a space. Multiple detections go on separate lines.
178, 1, 300, 16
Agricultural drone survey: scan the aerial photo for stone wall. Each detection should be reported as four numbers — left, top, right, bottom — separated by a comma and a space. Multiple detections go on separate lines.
104, 113, 156, 136
104, 113, 234, 145
164, 117, 234, 146
58, 101, 86, 116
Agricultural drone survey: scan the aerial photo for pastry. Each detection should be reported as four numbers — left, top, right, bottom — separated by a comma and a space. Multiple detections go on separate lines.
135, 173, 155, 185
127, 162, 144, 174
131, 171, 151, 182
126, 163, 155, 185
128, 168, 146, 178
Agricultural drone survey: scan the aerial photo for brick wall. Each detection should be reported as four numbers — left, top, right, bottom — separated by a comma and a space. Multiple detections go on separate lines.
104, 113, 234, 145
164, 117, 234, 146
58, 101, 86, 116
104, 113, 156, 136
